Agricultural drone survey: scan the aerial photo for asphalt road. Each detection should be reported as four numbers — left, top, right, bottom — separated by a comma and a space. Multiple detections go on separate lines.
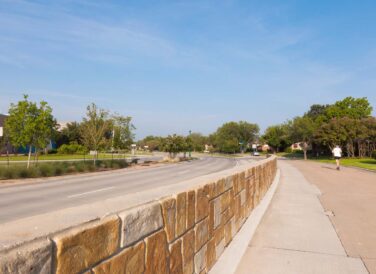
0, 156, 255, 224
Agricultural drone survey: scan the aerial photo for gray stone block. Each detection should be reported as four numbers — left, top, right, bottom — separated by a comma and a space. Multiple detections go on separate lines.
120, 201, 163, 247
0, 238, 52, 274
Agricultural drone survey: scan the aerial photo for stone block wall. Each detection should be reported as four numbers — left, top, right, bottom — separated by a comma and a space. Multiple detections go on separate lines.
0, 157, 277, 274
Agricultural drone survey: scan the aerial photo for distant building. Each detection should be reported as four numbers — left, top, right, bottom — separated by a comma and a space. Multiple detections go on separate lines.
291, 142, 303, 150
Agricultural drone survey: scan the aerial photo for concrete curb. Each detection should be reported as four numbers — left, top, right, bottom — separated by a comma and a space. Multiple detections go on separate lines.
209, 168, 281, 274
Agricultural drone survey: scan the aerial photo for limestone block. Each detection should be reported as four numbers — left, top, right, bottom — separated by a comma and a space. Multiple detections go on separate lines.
195, 218, 209, 252
233, 173, 240, 194
194, 244, 207, 274
182, 229, 195, 265
215, 239, 225, 260
187, 190, 196, 230
240, 189, 246, 206
204, 182, 216, 200
206, 238, 216, 270
145, 230, 168, 274
224, 220, 232, 246
161, 197, 176, 243
220, 190, 231, 212
214, 225, 224, 246
53, 215, 120, 274
195, 187, 209, 223
215, 178, 225, 196
0, 238, 52, 274
176, 192, 187, 237
183, 258, 194, 274
169, 239, 183, 274
224, 175, 233, 191
92, 241, 145, 274
119, 202, 163, 247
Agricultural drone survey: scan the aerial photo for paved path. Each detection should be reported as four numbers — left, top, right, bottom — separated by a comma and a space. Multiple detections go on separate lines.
235, 160, 369, 274
0, 156, 255, 224
290, 160, 376, 274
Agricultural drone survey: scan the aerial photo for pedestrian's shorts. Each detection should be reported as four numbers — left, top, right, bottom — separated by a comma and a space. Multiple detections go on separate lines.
334, 156, 341, 160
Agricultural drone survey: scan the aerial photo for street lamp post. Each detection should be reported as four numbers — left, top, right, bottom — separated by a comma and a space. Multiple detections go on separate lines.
189, 130, 192, 158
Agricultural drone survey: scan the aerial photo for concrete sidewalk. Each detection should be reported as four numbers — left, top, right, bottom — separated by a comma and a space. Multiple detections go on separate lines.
235, 161, 368, 274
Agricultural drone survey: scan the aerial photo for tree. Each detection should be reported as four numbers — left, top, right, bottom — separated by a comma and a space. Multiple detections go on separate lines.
55, 122, 82, 147
138, 135, 163, 151
80, 103, 111, 164
213, 121, 259, 153
161, 134, 185, 159
325, 97, 372, 120
111, 114, 135, 150
262, 124, 290, 153
289, 116, 315, 160
5, 95, 57, 168
189, 132, 208, 152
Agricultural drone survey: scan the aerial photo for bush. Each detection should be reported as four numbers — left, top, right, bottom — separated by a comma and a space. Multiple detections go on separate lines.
284, 147, 292, 153
57, 142, 88, 154
372, 151, 376, 160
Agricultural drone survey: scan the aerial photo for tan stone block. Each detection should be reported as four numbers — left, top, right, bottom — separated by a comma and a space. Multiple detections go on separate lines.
195, 218, 209, 252
234, 194, 241, 222
145, 230, 168, 274
187, 190, 196, 230
194, 244, 207, 274
220, 190, 231, 212
224, 175, 233, 191
169, 239, 183, 274
199, 269, 207, 274
195, 187, 209, 223
0, 239, 52, 274
239, 171, 246, 191
92, 241, 145, 274
182, 229, 195, 264
233, 173, 240, 194
119, 202, 163, 247
224, 220, 232, 246
215, 239, 225, 260
209, 200, 214, 239
176, 192, 187, 237
204, 182, 215, 200
215, 178, 225, 195
214, 225, 224, 246
161, 197, 176, 243
183, 258, 194, 274
53, 215, 120, 274
206, 238, 216, 270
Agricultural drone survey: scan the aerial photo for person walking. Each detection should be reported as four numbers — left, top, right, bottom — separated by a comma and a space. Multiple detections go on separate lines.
332, 145, 342, 170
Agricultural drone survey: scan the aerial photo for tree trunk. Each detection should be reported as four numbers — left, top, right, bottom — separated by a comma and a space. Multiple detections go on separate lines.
27, 145, 32, 169
303, 142, 308, 160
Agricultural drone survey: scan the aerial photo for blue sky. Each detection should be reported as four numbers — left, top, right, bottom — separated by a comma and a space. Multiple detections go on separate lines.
0, 0, 375, 139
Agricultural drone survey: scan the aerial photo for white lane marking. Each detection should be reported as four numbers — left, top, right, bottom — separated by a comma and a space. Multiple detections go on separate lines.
235, 160, 240, 167
67, 186, 116, 199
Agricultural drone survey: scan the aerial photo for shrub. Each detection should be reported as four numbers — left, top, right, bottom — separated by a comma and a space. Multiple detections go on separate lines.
284, 147, 292, 153
57, 142, 88, 154
39, 164, 54, 177
372, 150, 376, 160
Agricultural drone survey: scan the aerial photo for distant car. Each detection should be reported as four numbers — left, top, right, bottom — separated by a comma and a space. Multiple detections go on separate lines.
253, 151, 260, 156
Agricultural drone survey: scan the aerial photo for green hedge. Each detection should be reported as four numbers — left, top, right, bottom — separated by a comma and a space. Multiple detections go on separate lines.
0, 159, 129, 180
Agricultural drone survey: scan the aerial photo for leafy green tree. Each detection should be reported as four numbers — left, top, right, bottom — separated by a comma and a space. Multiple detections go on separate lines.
138, 135, 163, 151
5, 95, 57, 168
55, 122, 82, 147
80, 103, 111, 164
325, 97, 372, 120
189, 132, 208, 152
289, 116, 315, 160
213, 121, 259, 153
111, 114, 135, 150
262, 124, 290, 153
161, 134, 185, 159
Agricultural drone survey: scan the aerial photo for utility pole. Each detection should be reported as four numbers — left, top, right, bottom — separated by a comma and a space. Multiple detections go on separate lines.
189, 130, 192, 158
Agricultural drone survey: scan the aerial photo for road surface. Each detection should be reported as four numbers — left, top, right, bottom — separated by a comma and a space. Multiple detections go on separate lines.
0, 156, 255, 224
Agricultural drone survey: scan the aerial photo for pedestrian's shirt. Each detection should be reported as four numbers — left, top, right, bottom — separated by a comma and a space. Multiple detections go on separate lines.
332, 147, 342, 157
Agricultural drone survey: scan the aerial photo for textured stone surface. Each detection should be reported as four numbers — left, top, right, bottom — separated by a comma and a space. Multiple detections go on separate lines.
206, 238, 216, 270
220, 191, 231, 212
182, 229, 195, 265
213, 197, 221, 229
92, 241, 145, 274
161, 197, 176, 243
0, 239, 52, 274
176, 192, 187, 237
53, 215, 120, 274
195, 218, 209, 252
183, 258, 194, 274
214, 225, 224, 245
196, 187, 209, 223
240, 190, 246, 206
215, 178, 225, 196
120, 202, 163, 247
224, 220, 232, 246
187, 190, 196, 229
215, 239, 225, 260
224, 175, 233, 191
194, 244, 207, 274
169, 239, 183, 274
145, 230, 168, 274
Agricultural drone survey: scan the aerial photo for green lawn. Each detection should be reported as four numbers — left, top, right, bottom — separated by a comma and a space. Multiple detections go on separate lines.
315, 158, 376, 171
0, 152, 150, 162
